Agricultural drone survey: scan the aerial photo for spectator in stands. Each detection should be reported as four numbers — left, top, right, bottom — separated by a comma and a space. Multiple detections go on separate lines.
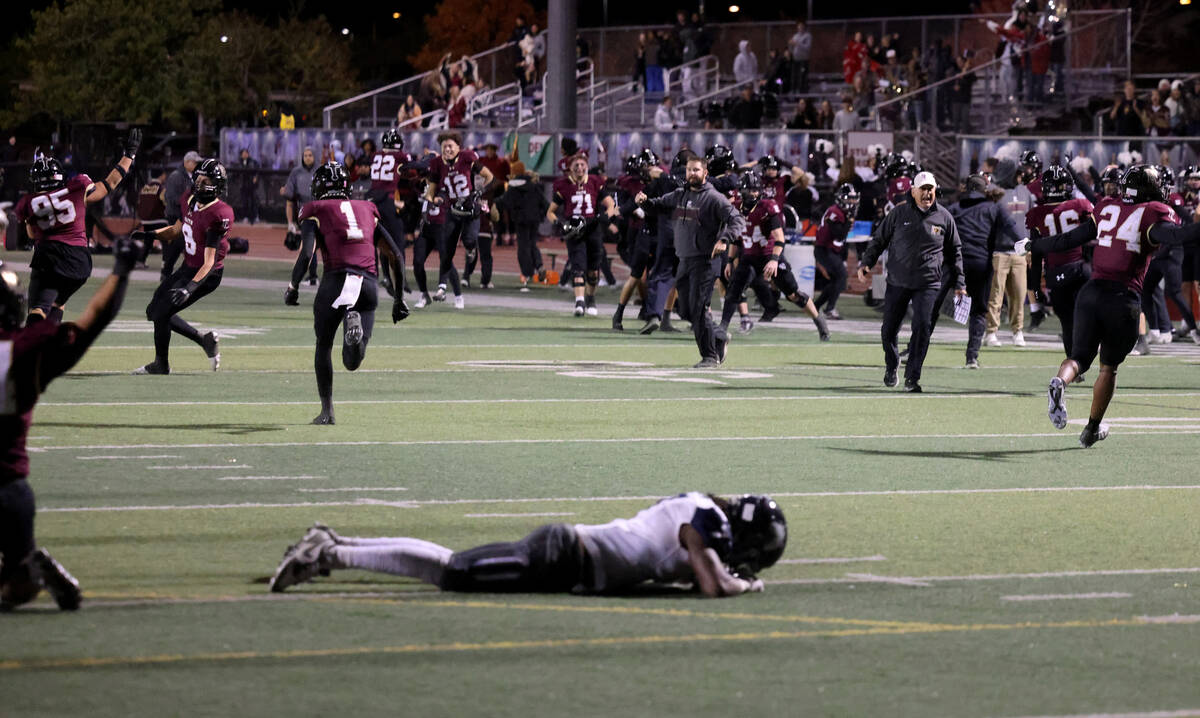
1025, 23, 1050, 104
951, 50, 977, 134
815, 99, 835, 130
446, 86, 467, 128
676, 11, 700, 99
655, 96, 686, 130
1188, 79, 1200, 135
833, 97, 858, 132
397, 95, 422, 128
1108, 80, 1145, 136
510, 16, 530, 47
865, 34, 882, 67
1143, 89, 1170, 138
765, 49, 790, 95
728, 87, 763, 130
1047, 17, 1067, 100
632, 35, 647, 93
851, 74, 874, 120
236, 148, 260, 224
1166, 81, 1184, 130
843, 32, 868, 85
789, 21, 812, 94
733, 40, 758, 86
645, 31, 664, 93
786, 98, 815, 130
576, 33, 589, 60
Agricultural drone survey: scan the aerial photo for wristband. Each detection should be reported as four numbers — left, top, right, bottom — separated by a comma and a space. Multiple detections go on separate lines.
185, 281, 200, 293
114, 165, 127, 179
773, 240, 786, 248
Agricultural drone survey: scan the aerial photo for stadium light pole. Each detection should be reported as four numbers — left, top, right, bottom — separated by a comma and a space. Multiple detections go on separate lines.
546, 0, 578, 131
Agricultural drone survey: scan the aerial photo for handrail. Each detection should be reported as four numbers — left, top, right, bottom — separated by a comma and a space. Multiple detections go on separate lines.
468, 81, 522, 121
589, 80, 641, 129
872, 11, 1123, 130
322, 30, 546, 128
664, 55, 719, 98
678, 78, 755, 112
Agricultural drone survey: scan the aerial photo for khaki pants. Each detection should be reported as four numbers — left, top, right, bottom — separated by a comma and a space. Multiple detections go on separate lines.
986, 252, 1027, 333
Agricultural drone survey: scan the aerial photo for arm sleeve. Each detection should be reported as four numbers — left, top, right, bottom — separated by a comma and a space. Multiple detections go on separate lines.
1030, 215, 1098, 253
995, 204, 1023, 248
205, 225, 223, 249
860, 211, 895, 268
946, 217, 965, 289
716, 199, 746, 247
374, 221, 404, 257
1148, 221, 1200, 248
1065, 164, 1098, 203
39, 278, 129, 385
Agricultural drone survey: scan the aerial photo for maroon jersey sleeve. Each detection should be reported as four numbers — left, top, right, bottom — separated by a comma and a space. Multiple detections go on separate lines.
310, 199, 379, 274
1, 321, 74, 479
1028, 198, 1093, 267
1091, 200, 1177, 292
742, 201, 782, 256
815, 205, 848, 249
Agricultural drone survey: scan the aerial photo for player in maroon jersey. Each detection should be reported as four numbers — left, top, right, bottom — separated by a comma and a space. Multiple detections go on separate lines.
1143, 166, 1199, 344
14, 130, 140, 325
719, 173, 829, 341
367, 129, 418, 298
755, 156, 791, 203
130, 159, 229, 375
1027, 165, 1200, 447
1025, 167, 1093, 361
548, 153, 618, 316
411, 192, 449, 308
813, 184, 857, 319
301, 163, 408, 425
1019, 150, 1043, 202
0, 237, 141, 611
425, 132, 495, 306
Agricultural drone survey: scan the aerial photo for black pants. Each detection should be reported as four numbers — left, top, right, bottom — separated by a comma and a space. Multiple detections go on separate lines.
314, 271, 378, 407
514, 221, 543, 279
1071, 279, 1140, 373
27, 242, 92, 315
929, 263, 990, 362
720, 255, 793, 327
881, 282, 940, 383
566, 227, 605, 285
439, 524, 585, 593
439, 214, 478, 295
675, 255, 721, 360
412, 222, 442, 295
645, 230, 678, 319
146, 266, 223, 366
372, 194, 407, 294
1047, 262, 1090, 357
0, 479, 35, 585
813, 245, 847, 312
1142, 249, 1197, 333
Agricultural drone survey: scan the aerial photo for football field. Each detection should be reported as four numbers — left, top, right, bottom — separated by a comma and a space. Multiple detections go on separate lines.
5, 258, 1200, 718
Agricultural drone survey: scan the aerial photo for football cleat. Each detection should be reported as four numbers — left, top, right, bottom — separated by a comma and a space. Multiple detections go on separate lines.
824, 308, 842, 320
1079, 422, 1109, 448
611, 314, 624, 331
132, 361, 169, 375
462, 277, 471, 289
903, 380, 922, 393
343, 311, 363, 348
573, 301, 585, 317
738, 317, 754, 335
759, 305, 780, 323
30, 549, 82, 611
453, 295, 465, 310
312, 412, 335, 425
269, 534, 334, 592
415, 294, 430, 309
1047, 377, 1067, 429
659, 317, 682, 333
884, 369, 898, 387
1029, 307, 1046, 329
1130, 336, 1151, 356
284, 287, 299, 306
693, 357, 721, 369
433, 286, 447, 302
307, 274, 318, 286
639, 316, 660, 335
965, 358, 980, 369
201, 332, 220, 371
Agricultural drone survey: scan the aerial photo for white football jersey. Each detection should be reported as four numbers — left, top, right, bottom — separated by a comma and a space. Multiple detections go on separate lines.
574, 492, 731, 592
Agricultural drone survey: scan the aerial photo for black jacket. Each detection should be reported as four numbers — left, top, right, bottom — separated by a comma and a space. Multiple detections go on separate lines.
495, 175, 549, 225
644, 180, 745, 259
947, 192, 1021, 269
861, 194, 964, 290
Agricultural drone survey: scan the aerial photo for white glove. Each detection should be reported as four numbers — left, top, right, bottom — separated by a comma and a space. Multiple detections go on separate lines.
1014, 238, 1030, 255
288, 222, 299, 235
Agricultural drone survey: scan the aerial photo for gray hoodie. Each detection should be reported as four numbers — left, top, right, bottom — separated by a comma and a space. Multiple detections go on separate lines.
644, 180, 745, 259
733, 40, 758, 85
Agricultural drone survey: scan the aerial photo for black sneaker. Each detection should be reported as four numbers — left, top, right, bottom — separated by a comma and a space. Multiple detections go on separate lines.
760, 305, 780, 323
30, 549, 81, 611
660, 317, 682, 333
574, 301, 586, 317
693, 357, 721, 369
884, 369, 898, 387
284, 287, 299, 306
307, 275, 318, 286
132, 361, 169, 375
639, 317, 661, 335
824, 308, 842, 320
1079, 423, 1109, 448
903, 380, 922, 393
1030, 307, 1046, 330
201, 332, 220, 372
611, 314, 624, 331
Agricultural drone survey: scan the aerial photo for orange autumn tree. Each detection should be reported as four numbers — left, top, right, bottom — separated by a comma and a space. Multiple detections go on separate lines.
408, 0, 544, 72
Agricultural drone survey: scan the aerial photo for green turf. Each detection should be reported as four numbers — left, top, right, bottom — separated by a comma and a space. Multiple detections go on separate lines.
4, 264, 1200, 717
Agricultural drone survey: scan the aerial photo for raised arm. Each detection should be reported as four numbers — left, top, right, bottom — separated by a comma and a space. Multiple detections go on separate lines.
85, 130, 141, 205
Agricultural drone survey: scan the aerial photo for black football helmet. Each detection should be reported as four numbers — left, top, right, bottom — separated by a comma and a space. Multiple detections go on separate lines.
705, 144, 734, 176
623, 154, 643, 177
311, 161, 351, 200
28, 156, 66, 193
884, 157, 910, 180
1100, 165, 1122, 198
1040, 166, 1073, 203
669, 150, 691, 180
724, 494, 788, 577
758, 155, 781, 175
1019, 149, 1043, 177
637, 148, 660, 169
1156, 165, 1176, 195
0, 260, 27, 331
1183, 165, 1200, 185
191, 159, 227, 203
1121, 164, 1165, 204
381, 129, 403, 151
560, 215, 589, 242
834, 183, 860, 214
738, 172, 763, 212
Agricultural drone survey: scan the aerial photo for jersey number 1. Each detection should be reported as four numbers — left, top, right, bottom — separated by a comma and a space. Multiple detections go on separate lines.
340, 201, 365, 241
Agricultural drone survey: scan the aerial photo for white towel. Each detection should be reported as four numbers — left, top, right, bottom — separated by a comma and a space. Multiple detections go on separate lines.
332, 274, 363, 309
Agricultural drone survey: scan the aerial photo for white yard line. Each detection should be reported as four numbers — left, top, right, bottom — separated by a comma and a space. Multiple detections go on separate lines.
36, 485, 1200, 513
146, 465, 248, 470
779, 555, 887, 565
29, 431, 1200, 453
1003, 710, 1200, 718
77, 454, 182, 460
214, 476, 325, 481
463, 512, 577, 518
1136, 615, 1200, 624
770, 567, 1200, 586
36, 391, 1200, 408
1001, 592, 1132, 602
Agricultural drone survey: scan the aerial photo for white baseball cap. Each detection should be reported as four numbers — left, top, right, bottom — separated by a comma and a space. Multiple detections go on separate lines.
913, 171, 938, 189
